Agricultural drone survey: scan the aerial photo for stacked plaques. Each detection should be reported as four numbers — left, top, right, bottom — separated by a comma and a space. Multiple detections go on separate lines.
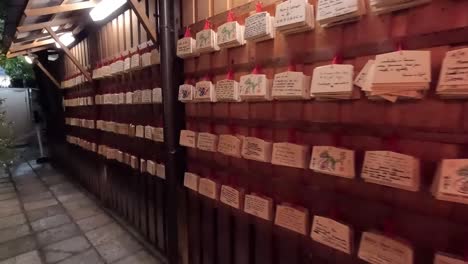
275, 0, 315, 35
217, 11, 246, 49
370, 0, 431, 14
316, 0, 365, 28
244, 3, 275, 43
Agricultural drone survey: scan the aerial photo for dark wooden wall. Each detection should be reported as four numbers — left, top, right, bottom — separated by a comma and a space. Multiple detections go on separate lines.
56, 0, 168, 259
180, 0, 468, 264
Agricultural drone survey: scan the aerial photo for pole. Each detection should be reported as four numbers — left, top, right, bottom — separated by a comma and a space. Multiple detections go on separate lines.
158, 0, 183, 263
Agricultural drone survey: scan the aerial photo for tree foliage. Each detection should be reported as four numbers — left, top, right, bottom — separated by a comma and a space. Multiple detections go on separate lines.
0, 1, 36, 87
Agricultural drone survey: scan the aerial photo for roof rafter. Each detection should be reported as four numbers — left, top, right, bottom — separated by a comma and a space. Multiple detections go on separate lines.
10, 38, 56, 53
17, 17, 79, 33
24, 1, 97, 17
7, 46, 52, 59
46, 26, 92, 82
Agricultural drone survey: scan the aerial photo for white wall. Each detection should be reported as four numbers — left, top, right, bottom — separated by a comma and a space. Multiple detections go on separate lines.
0, 88, 33, 145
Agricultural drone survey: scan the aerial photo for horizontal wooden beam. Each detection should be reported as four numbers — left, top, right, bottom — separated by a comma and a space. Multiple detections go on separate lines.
17, 17, 79, 33
24, 1, 97, 17
13, 29, 69, 44
129, 0, 157, 43
9, 38, 56, 53
46, 26, 92, 82
6, 46, 52, 59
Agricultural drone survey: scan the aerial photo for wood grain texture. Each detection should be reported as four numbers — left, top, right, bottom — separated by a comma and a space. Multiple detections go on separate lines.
181, 0, 468, 263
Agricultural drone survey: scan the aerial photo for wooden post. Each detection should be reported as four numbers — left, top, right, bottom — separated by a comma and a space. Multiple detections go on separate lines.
128, 0, 157, 43
45, 26, 93, 82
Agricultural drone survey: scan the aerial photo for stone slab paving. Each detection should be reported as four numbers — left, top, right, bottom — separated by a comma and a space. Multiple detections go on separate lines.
0, 162, 161, 264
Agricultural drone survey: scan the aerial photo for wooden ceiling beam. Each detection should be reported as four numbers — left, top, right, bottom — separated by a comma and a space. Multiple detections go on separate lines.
9, 38, 56, 52
128, 0, 157, 43
17, 17, 79, 33
6, 46, 53, 59
24, 1, 97, 17
45, 26, 92, 82
13, 29, 69, 44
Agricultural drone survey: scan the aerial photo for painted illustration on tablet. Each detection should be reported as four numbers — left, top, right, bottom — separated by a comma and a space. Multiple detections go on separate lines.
318, 150, 346, 172
455, 166, 468, 194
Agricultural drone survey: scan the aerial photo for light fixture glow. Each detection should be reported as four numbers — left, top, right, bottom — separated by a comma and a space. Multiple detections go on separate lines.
42, 26, 59, 34
24, 55, 34, 64
54, 32, 75, 48
89, 0, 126, 22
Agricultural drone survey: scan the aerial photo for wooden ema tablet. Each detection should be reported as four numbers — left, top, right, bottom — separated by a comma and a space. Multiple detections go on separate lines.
272, 71, 311, 100
361, 151, 420, 192
274, 204, 308, 235
147, 160, 157, 175
434, 252, 468, 264
358, 232, 414, 264
117, 93, 125, 105
437, 48, 468, 98
215, 79, 241, 102
152, 127, 164, 142
310, 146, 356, 179
141, 89, 152, 104
311, 215, 352, 254
184, 172, 200, 191
354, 59, 375, 92
197, 132, 218, 152
124, 52, 131, 72
133, 90, 142, 104
180, 130, 198, 148
152, 88, 163, 103
142, 40, 159, 67
177, 37, 198, 58
244, 194, 273, 221
128, 124, 136, 137
135, 125, 145, 138
368, 50, 431, 102
150, 48, 160, 65
156, 164, 166, 179
239, 74, 273, 101
220, 185, 244, 209
310, 64, 356, 100
125, 92, 133, 104
432, 159, 468, 205
316, 0, 365, 28
145, 125, 154, 140
196, 29, 220, 54
271, 142, 309, 169
198, 178, 219, 200
217, 134, 243, 158
178, 84, 194, 102
244, 11, 275, 43
275, 0, 315, 35
241, 136, 273, 163
117, 150, 124, 162
140, 159, 147, 173
194, 80, 217, 102
130, 46, 141, 69
217, 21, 245, 49
370, 0, 431, 15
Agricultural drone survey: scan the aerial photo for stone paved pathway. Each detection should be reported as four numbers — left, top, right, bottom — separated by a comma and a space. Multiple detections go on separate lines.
0, 161, 160, 264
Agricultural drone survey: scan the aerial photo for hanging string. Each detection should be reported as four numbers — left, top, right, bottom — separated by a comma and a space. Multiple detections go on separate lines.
184, 27, 192, 38
256, 1, 263, 13
227, 10, 235, 22
203, 20, 211, 30
252, 64, 262, 74
332, 54, 342, 65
